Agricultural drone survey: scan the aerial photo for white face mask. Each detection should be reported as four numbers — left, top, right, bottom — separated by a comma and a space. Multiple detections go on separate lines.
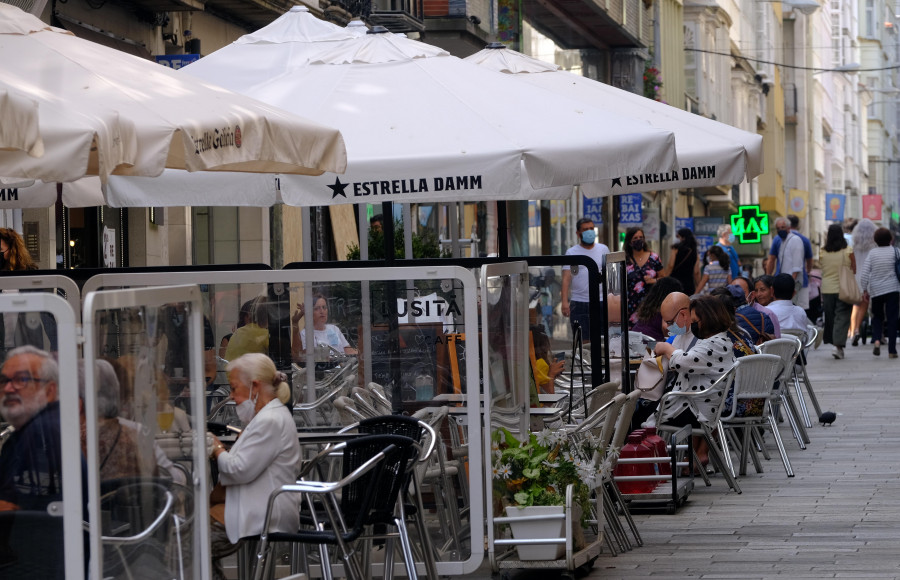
235, 389, 259, 425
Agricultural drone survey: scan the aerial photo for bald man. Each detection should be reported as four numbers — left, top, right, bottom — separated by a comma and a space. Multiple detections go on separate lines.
654, 292, 701, 362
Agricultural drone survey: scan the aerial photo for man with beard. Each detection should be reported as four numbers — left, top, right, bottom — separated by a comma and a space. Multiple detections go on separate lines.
0, 346, 62, 511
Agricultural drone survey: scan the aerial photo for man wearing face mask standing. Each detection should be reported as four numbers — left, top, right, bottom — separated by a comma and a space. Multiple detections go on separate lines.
766, 216, 811, 309
561, 218, 610, 342
716, 224, 743, 279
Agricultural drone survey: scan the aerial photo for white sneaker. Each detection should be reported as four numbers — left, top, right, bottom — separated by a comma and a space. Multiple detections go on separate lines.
832, 346, 844, 359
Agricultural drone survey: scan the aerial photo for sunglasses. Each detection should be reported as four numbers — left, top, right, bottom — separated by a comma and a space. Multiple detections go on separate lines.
0, 373, 47, 390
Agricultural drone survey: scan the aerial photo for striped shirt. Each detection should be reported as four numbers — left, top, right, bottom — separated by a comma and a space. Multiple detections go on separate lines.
859, 246, 900, 298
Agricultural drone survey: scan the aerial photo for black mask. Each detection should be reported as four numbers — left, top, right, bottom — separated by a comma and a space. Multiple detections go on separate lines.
690, 322, 701, 337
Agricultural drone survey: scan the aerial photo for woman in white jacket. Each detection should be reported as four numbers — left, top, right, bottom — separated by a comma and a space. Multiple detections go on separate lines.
208, 353, 300, 580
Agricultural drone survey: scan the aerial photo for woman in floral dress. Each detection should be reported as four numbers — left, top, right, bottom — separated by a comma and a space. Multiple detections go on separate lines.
625, 227, 664, 326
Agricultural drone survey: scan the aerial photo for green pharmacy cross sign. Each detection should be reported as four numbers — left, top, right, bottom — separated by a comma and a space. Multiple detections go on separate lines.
730, 205, 769, 244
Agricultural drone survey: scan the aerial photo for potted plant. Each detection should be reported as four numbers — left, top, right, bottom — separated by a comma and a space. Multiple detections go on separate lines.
491, 427, 608, 560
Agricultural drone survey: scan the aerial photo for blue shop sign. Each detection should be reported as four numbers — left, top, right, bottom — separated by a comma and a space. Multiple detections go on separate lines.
582, 197, 604, 225
674, 217, 694, 231
619, 193, 643, 225
156, 54, 201, 70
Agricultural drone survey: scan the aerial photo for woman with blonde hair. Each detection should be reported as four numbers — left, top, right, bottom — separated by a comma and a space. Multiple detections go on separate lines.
850, 218, 877, 345
206, 353, 299, 580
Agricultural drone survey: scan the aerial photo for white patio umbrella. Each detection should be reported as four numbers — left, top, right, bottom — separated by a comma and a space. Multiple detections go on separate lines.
0, 89, 42, 157
465, 44, 764, 197
105, 9, 678, 207
0, 4, 347, 186
0, 178, 105, 209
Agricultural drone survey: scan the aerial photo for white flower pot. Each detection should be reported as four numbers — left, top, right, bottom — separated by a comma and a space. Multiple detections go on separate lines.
504, 505, 567, 561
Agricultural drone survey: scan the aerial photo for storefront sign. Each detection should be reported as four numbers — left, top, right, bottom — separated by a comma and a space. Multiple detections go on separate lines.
618, 193, 642, 225
155, 54, 200, 69
693, 217, 723, 236
102, 226, 116, 268
674, 217, 694, 231
729, 205, 769, 244
582, 196, 604, 225
825, 193, 845, 222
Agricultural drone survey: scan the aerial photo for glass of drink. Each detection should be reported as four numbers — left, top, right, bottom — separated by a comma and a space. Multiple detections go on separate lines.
157, 400, 174, 433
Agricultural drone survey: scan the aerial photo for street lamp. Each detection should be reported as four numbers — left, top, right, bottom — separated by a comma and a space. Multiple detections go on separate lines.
812, 62, 862, 75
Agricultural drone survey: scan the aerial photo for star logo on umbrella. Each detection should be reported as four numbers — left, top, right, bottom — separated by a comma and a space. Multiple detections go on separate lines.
611, 177, 622, 188
328, 177, 348, 198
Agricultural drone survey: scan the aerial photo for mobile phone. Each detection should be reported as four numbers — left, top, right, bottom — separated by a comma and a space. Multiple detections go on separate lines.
554, 351, 566, 362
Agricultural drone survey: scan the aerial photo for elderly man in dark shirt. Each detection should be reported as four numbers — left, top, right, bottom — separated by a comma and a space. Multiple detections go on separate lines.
0, 345, 62, 511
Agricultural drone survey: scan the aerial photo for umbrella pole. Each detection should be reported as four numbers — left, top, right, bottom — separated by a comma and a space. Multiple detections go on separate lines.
382, 202, 403, 413
498, 201, 509, 258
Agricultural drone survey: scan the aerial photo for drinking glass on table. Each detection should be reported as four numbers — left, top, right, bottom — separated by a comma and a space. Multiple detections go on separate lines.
157, 400, 175, 433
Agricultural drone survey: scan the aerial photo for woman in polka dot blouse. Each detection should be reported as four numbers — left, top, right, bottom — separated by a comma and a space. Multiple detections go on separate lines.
654, 295, 737, 465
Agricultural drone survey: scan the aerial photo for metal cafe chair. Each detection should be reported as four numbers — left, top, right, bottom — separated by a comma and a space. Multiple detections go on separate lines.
253, 435, 412, 580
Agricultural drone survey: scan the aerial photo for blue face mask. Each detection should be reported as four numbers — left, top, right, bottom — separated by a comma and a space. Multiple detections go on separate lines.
728, 233, 736, 243
581, 230, 596, 245
667, 320, 688, 337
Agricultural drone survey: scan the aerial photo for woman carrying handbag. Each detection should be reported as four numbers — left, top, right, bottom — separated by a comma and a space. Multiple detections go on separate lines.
820, 224, 856, 359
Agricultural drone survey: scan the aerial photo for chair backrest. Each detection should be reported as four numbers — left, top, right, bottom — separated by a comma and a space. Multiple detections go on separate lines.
758, 337, 801, 384
606, 391, 639, 470
340, 434, 417, 527
351, 388, 380, 418
587, 381, 621, 417
720, 354, 784, 421
365, 382, 393, 415
334, 396, 366, 425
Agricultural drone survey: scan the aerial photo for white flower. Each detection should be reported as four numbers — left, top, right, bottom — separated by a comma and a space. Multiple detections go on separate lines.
535, 429, 554, 447
494, 449, 503, 460
563, 450, 575, 463
598, 459, 613, 480
492, 464, 502, 480
542, 459, 560, 469
491, 440, 499, 453
607, 445, 621, 460
498, 463, 512, 479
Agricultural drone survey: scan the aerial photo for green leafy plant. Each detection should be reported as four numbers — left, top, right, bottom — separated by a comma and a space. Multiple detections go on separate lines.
345, 219, 449, 260
491, 427, 606, 521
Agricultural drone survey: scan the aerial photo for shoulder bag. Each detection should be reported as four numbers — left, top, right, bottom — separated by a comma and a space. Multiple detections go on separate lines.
838, 252, 862, 305
894, 247, 900, 284
736, 312, 776, 345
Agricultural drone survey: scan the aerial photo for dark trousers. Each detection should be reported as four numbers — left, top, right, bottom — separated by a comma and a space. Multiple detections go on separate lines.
822, 293, 852, 347
570, 300, 591, 342
870, 291, 900, 354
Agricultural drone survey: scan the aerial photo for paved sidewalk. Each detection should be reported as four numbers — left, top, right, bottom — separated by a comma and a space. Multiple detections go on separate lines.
584, 339, 900, 579
476, 339, 900, 580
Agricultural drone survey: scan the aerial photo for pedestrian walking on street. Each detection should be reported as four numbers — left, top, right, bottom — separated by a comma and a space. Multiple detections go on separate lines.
820, 223, 855, 359
858, 227, 900, 358
850, 218, 877, 345
561, 218, 609, 342
662, 228, 700, 296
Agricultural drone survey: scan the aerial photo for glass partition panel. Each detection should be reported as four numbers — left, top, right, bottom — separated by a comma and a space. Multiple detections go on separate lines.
83, 286, 209, 580
83, 267, 483, 575
0, 293, 82, 579
603, 252, 630, 391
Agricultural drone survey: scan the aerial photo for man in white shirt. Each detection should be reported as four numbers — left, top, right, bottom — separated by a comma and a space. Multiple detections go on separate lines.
657, 291, 696, 351
561, 218, 610, 342
765, 274, 811, 332
766, 217, 809, 308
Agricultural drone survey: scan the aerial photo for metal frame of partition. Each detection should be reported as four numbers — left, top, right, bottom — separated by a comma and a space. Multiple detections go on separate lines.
602, 252, 632, 392
81, 266, 485, 576
0, 275, 82, 323
0, 293, 83, 577
82, 284, 211, 580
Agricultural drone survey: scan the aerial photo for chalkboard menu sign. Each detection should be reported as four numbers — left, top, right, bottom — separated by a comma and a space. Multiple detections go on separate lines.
365, 323, 446, 401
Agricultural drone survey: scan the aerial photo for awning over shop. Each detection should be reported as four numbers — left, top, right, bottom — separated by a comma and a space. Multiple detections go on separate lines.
55, 12, 152, 60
